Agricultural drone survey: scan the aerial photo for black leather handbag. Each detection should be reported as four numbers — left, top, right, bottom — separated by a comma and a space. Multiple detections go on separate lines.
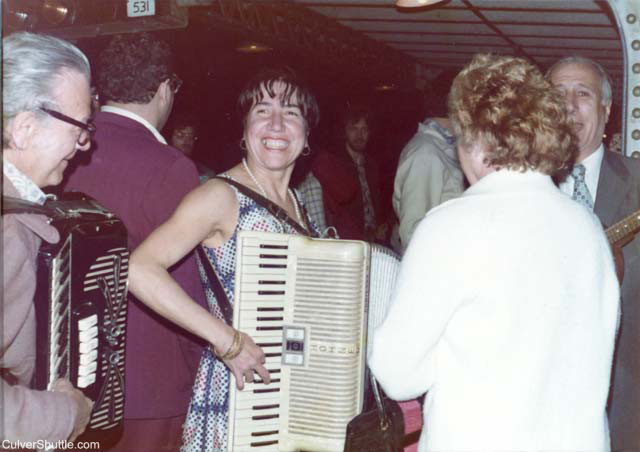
344, 374, 405, 452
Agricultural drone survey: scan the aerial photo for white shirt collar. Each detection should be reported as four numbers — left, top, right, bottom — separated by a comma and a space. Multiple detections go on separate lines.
558, 144, 604, 206
2, 159, 48, 205
580, 144, 604, 190
101, 105, 167, 145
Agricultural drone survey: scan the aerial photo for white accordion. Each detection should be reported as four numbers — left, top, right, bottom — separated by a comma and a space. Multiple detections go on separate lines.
227, 231, 400, 452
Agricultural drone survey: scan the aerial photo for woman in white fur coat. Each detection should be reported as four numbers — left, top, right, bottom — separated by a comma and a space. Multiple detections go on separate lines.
369, 54, 620, 452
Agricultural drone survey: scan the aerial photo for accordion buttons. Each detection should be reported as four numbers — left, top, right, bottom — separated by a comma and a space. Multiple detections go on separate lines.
79, 325, 99, 342
77, 314, 100, 389
283, 354, 303, 365
79, 361, 98, 377
78, 373, 97, 388
79, 349, 98, 366
79, 337, 99, 354
78, 314, 98, 331
285, 328, 304, 341
282, 326, 306, 367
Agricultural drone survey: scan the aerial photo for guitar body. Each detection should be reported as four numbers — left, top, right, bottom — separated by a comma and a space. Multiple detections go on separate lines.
605, 209, 640, 284
612, 244, 625, 284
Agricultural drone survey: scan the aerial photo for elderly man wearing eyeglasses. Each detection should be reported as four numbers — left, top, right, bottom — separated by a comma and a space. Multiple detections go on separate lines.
63, 32, 206, 452
2, 31, 94, 445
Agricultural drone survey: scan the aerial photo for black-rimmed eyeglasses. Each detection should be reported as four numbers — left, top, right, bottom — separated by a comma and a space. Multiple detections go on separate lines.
39, 107, 96, 146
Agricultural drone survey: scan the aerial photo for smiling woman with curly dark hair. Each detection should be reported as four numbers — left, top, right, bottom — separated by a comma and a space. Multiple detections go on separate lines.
370, 53, 619, 451
128, 67, 321, 452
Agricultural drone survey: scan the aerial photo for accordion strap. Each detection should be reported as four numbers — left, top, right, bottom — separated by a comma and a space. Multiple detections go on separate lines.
195, 245, 233, 326
3, 194, 115, 221
215, 176, 315, 237
370, 373, 391, 430
2, 196, 49, 215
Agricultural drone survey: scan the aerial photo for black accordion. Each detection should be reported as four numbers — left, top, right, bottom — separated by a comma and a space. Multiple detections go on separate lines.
3, 192, 129, 437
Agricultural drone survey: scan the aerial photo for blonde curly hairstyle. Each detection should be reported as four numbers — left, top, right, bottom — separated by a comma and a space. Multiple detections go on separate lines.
448, 53, 577, 176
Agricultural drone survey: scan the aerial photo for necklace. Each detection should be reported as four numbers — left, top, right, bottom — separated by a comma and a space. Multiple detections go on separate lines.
242, 158, 304, 228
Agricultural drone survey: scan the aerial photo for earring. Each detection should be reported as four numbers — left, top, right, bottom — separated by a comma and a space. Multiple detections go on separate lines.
239, 138, 247, 151
301, 145, 311, 157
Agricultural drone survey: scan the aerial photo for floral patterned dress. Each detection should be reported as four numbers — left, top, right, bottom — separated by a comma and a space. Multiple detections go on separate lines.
181, 177, 311, 452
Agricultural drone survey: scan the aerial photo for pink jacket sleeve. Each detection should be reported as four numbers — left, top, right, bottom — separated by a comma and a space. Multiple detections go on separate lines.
2, 216, 76, 442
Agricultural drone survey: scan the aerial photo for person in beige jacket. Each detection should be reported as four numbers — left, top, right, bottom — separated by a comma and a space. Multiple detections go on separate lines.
2, 32, 93, 445
391, 117, 465, 254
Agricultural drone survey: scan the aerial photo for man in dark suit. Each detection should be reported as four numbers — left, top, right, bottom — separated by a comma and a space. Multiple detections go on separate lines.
549, 56, 640, 452
64, 33, 206, 452
312, 105, 386, 242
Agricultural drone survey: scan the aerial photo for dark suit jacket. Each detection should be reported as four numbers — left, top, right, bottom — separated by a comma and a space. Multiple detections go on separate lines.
313, 149, 382, 241
594, 150, 640, 450
64, 111, 207, 419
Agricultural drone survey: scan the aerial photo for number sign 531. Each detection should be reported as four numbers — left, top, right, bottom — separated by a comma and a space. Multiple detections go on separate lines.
127, 0, 156, 17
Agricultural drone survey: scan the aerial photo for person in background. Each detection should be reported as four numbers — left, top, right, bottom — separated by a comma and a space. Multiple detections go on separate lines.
2, 31, 94, 444
64, 32, 207, 452
90, 86, 101, 112
170, 112, 199, 158
548, 55, 640, 452
390, 72, 465, 254
313, 105, 386, 241
371, 53, 619, 451
168, 111, 215, 183
128, 67, 319, 452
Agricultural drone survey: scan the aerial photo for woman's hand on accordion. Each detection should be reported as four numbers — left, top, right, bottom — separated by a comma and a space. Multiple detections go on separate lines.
218, 328, 271, 390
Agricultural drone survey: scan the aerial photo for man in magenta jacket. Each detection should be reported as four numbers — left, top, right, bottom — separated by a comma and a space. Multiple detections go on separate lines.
64, 33, 207, 452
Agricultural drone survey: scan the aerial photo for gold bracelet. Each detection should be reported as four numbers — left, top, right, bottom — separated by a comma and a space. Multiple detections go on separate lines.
224, 331, 244, 360
216, 329, 244, 360
215, 329, 240, 359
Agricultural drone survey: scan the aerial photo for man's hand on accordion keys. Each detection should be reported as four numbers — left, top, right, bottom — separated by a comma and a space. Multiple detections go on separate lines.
51, 378, 94, 441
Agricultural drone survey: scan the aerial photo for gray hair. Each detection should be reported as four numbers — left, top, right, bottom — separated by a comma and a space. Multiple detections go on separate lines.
546, 56, 612, 107
2, 32, 91, 143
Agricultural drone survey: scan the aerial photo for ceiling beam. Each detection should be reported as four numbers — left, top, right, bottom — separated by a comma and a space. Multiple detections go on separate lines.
460, 0, 536, 65
366, 30, 619, 41
197, 0, 418, 87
